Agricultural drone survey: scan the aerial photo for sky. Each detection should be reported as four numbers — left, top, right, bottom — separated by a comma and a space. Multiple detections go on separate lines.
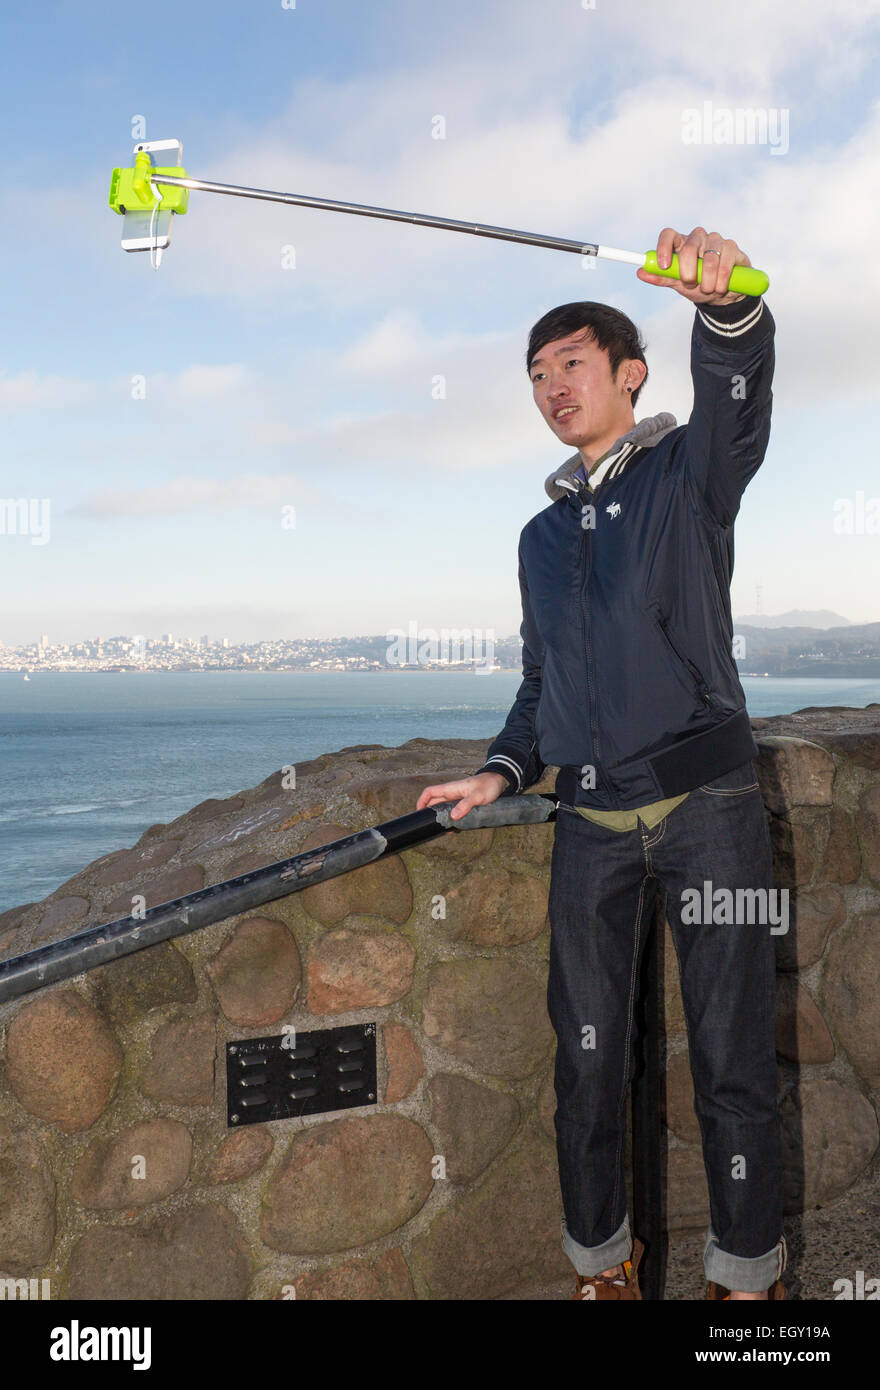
1, 0, 879, 647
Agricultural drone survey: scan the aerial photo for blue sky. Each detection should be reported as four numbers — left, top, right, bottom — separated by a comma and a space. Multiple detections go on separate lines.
1, 0, 879, 646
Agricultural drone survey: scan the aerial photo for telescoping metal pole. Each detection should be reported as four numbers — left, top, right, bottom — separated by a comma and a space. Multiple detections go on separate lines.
145, 171, 770, 296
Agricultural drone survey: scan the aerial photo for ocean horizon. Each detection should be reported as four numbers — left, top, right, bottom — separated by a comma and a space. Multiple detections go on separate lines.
1, 669, 878, 917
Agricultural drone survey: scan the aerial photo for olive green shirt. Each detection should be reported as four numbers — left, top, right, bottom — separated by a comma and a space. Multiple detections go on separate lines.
572, 791, 689, 832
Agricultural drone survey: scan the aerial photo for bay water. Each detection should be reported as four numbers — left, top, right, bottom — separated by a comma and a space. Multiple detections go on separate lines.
1, 671, 878, 916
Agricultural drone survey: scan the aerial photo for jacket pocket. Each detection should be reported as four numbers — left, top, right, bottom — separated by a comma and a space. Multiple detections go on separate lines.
646, 602, 713, 708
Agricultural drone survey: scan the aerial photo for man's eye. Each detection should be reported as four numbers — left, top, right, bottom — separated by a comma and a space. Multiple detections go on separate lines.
566, 358, 580, 367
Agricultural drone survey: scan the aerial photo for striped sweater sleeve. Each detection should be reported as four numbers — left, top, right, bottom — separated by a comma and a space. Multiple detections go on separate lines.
685, 293, 775, 528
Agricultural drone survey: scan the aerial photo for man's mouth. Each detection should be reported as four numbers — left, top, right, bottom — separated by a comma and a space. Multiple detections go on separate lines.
553, 405, 579, 422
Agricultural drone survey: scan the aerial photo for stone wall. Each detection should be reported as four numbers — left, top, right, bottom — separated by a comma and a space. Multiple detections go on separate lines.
0, 706, 878, 1300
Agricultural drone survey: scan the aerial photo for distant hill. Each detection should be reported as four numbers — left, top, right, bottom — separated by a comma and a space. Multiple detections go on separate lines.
733, 609, 852, 629
733, 621, 880, 677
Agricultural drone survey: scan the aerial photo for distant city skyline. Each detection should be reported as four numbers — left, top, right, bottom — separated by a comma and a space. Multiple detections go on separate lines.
4, 605, 875, 652
4, 611, 880, 683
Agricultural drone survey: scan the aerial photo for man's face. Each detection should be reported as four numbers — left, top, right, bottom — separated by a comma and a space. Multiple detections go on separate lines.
529, 328, 627, 448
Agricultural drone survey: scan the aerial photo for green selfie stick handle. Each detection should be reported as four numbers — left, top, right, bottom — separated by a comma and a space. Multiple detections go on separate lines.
643, 250, 769, 297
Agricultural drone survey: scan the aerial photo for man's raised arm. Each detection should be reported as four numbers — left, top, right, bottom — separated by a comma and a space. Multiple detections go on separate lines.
636, 224, 775, 529
685, 294, 775, 528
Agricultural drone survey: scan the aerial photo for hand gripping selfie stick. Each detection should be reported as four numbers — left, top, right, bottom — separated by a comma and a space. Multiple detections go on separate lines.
108, 139, 769, 296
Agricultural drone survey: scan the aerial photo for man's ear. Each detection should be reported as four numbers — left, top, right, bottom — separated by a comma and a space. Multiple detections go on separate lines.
621, 359, 647, 393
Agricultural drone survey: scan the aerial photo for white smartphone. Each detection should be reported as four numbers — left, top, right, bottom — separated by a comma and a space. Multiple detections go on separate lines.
120, 208, 174, 252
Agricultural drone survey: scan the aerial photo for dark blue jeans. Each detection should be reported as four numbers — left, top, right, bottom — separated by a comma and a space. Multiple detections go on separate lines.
547, 760, 786, 1292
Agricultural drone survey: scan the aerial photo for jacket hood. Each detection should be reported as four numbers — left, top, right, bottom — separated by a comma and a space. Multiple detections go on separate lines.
544, 411, 679, 501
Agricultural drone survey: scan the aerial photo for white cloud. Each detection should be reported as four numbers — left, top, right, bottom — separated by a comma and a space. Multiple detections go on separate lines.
166, 364, 254, 400
592, 0, 880, 89
0, 370, 98, 413
338, 311, 505, 373
68, 471, 328, 519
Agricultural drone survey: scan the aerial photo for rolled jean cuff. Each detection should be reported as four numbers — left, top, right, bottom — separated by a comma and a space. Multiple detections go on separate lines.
562, 1212, 632, 1277
704, 1227, 787, 1292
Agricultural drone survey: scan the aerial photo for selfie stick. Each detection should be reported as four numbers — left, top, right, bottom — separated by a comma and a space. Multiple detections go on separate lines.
108, 146, 769, 295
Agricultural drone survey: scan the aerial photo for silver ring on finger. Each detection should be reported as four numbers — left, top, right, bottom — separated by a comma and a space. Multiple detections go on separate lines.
702, 248, 721, 256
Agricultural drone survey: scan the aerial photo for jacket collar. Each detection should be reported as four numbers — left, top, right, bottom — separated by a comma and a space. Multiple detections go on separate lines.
544, 412, 679, 501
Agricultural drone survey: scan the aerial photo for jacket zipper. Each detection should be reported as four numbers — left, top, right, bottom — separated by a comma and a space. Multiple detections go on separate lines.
579, 508, 616, 805
652, 606, 713, 707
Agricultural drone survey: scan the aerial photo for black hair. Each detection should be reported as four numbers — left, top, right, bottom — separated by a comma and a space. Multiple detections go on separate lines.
526, 301, 649, 407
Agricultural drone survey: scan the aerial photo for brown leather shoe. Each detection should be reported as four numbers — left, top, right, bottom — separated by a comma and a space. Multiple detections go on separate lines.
571, 1237, 645, 1300
705, 1278, 786, 1300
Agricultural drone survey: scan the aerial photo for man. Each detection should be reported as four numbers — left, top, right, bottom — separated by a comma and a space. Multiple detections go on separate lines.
416, 226, 786, 1302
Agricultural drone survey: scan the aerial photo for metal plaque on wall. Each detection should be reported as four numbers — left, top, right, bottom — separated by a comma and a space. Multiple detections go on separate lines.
226, 1023, 377, 1127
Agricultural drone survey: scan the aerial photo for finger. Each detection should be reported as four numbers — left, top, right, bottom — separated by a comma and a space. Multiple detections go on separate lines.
698, 232, 724, 295
656, 226, 679, 271
449, 797, 475, 820
636, 267, 680, 288
713, 242, 737, 296
416, 784, 457, 809
678, 227, 706, 287
714, 239, 748, 296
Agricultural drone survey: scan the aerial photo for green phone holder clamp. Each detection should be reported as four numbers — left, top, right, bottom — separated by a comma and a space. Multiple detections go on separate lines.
108, 151, 190, 216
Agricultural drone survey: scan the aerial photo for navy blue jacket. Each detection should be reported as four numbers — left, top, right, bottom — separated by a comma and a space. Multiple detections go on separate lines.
474, 293, 774, 810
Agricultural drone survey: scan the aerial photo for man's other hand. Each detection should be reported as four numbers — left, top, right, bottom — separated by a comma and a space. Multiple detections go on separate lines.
637, 226, 749, 305
415, 771, 508, 821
